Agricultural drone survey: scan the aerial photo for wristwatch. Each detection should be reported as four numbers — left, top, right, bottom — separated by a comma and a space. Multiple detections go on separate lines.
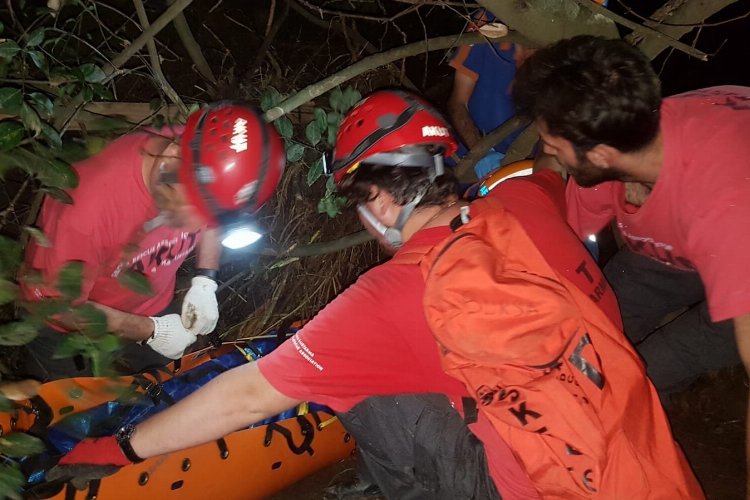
195, 268, 219, 282
115, 424, 145, 463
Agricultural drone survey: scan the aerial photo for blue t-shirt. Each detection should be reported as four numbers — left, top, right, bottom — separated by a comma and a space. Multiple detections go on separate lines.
450, 43, 524, 154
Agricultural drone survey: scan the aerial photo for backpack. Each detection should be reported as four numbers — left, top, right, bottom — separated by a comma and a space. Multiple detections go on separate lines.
394, 196, 702, 499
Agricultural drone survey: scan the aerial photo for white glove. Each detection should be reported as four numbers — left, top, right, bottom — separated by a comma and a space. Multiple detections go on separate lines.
180, 276, 219, 336
147, 314, 197, 359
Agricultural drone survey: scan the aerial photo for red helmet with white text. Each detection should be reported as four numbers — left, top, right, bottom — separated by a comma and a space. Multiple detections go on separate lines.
179, 101, 285, 229
326, 90, 458, 185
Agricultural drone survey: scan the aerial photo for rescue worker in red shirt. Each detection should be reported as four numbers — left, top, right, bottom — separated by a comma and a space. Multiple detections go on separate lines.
51, 91, 700, 499
512, 35, 750, 492
20, 102, 284, 381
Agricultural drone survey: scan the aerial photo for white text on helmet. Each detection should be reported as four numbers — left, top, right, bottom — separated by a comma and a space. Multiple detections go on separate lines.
230, 118, 248, 153
421, 126, 450, 137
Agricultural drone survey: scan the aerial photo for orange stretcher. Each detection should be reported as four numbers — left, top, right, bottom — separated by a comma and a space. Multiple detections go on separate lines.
5, 341, 355, 499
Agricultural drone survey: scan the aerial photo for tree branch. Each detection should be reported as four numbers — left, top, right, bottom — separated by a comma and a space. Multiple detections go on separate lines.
454, 116, 529, 182
217, 230, 374, 293
166, 0, 217, 85
133, 0, 189, 116
109, 0, 195, 71
572, 0, 708, 60
627, 0, 738, 60
263, 31, 533, 122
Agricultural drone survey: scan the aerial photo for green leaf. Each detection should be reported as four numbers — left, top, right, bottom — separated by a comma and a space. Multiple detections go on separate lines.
0, 320, 37, 346
35, 159, 78, 189
26, 50, 46, 70
57, 261, 84, 300
0, 87, 22, 113
55, 333, 90, 358
286, 141, 305, 162
0, 432, 45, 457
0, 463, 24, 500
90, 83, 112, 100
117, 269, 153, 296
329, 87, 345, 113
0, 279, 17, 305
43, 186, 73, 204
274, 116, 293, 139
80, 86, 94, 102
20, 102, 42, 136
307, 156, 324, 186
41, 123, 62, 148
326, 112, 342, 145
324, 175, 340, 196
305, 120, 322, 146
79, 63, 106, 83
25, 28, 45, 47
314, 107, 327, 129
0, 41, 21, 61
0, 21, 5, 34
341, 86, 362, 112
0, 121, 24, 151
29, 92, 54, 118
0, 236, 21, 278
260, 86, 281, 112
74, 303, 108, 336
0, 393, 12, 412
23, 226, 51, 248
317, 194, 346, 218
98, 333, 121, 352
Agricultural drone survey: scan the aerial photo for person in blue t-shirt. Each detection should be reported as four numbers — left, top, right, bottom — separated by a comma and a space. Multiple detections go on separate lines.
448, 9, 533, 178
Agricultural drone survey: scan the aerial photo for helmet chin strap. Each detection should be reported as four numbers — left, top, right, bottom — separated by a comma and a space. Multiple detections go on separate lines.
357, 190, 425, 249
354, 154, 445, 249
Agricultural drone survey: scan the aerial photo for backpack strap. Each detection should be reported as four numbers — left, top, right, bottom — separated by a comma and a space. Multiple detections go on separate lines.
390, 244, 434, 266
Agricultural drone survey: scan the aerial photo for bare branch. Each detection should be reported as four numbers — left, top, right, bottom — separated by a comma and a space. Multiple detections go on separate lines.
133, 0, 189, 115
263, 31, 533, 122
166, 0, 217, 85
454, 116, 529, 182
572, 0, 708, 60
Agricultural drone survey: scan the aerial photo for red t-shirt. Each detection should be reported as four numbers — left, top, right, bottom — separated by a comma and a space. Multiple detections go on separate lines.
259, 170, 617, 499
566, 86, 750, 322
23, 131, 201, 317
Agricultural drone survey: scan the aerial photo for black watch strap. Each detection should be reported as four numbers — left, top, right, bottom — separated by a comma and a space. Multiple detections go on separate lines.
195, 268, 219, 281
116, 424, 145, 463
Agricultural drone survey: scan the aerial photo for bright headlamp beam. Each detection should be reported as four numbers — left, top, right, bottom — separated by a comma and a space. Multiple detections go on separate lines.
221, 228, 262, 249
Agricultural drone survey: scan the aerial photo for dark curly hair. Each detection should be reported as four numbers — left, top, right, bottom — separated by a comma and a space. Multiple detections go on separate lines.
337, 161, 458, 208
513, 36, 662, 157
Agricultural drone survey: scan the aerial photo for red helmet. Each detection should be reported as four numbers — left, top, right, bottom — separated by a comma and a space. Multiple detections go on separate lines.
179, 101, 285, 228
327, 90, 458, 184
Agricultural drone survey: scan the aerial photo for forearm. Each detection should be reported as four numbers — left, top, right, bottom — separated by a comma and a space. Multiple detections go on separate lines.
196, 227, 222, 271
92, 303, 154, 342
448, 102, 482, 150
131, 362, 298, 458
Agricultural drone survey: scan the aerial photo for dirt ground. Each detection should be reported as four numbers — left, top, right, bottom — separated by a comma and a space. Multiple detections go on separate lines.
272, 369, 747, 500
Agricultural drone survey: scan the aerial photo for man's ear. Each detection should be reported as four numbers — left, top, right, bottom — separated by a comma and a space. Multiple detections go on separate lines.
585, 144, 620, 169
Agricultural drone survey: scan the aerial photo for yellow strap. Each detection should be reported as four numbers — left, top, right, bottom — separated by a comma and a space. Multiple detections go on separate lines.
317, 415, 339, 430
297, 401, 309, 415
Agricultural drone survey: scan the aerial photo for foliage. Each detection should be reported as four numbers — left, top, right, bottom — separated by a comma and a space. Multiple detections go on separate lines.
0, 3, 164, 490
260, 84, 361, 217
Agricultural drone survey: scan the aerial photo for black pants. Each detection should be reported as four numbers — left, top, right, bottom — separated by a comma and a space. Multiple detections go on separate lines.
20, 325, 171, 383
337, 393, 501, 500
604, 249, 740, 394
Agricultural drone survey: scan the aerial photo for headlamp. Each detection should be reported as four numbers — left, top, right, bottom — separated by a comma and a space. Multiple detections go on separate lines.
221, 223, 263, 249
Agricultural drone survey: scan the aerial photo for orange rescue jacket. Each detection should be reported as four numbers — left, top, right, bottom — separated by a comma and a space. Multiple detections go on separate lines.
400, 197, 703, 499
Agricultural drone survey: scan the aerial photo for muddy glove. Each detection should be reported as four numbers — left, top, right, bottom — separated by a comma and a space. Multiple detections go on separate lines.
147, 314, 197, 359
181, 275, 219, 336
46, 437, 129, 489
474, 150, 505, 179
